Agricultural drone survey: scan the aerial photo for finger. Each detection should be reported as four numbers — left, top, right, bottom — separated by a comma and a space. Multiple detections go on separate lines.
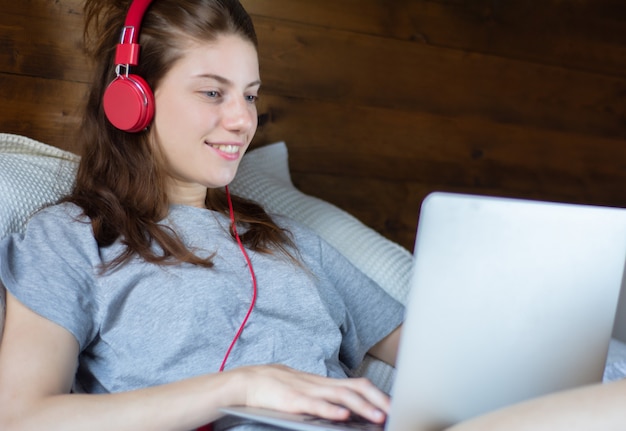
301, 378, 389, 423
318, 376, 391, 412
342, 377, 391, 413
288, 396, 352, 421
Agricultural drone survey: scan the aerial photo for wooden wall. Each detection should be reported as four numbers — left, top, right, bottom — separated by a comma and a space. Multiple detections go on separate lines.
1, 0, 626, 251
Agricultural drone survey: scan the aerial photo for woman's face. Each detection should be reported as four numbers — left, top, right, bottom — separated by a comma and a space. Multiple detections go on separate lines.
151, 34, 260, 207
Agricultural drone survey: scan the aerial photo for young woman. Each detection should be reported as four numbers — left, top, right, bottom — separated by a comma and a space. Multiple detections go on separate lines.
0, 1, 403, 430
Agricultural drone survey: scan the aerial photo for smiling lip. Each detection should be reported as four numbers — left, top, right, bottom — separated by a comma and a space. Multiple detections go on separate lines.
206, 141, 242, 160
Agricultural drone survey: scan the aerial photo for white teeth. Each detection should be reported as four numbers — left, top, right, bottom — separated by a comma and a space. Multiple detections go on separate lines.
212, 144, 239, 154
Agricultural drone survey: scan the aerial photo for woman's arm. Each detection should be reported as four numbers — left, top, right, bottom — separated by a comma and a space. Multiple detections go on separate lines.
446, 379, 626, 431
0, 285, 5, 342
367, 325, 403, 367
0, 292, 390, 431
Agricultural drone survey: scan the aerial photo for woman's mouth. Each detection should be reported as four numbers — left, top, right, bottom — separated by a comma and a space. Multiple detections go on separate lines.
206, 142, 242, 160
209, 143, 239, 154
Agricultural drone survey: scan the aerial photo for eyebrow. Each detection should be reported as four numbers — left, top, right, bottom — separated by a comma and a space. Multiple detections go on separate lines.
194, 73, 261, 89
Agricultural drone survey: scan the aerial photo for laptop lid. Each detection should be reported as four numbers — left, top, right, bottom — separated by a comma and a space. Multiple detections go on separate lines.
222, 192, 626, 431
387, 192, 626, 430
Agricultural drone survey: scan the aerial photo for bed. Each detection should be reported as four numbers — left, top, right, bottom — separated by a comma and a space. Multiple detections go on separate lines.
0, 132, 625, 393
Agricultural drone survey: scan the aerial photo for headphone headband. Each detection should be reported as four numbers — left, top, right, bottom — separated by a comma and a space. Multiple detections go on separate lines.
115, 0, 154, 66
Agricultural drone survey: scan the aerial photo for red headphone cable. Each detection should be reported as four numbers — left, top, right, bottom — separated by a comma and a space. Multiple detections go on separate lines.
197, 186, 258, 431
219, 185, 258, 371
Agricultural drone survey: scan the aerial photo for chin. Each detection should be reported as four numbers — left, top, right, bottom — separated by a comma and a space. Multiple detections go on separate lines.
206, 174, 237, 189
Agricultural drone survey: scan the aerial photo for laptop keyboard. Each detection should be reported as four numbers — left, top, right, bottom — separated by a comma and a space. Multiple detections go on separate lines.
302, 414, 385, 430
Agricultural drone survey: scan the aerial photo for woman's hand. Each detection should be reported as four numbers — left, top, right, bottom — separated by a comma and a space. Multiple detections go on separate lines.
232, 364, 389, 424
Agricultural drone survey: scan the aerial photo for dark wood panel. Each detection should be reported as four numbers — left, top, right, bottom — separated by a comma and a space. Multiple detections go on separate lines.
242, 0, 626, 76
0, 0, 83, 19
398, 0, 626, 76
0, 0, 86, 82
254, 95, 626, 207
253, 17, 626, 140
0, 73, 87, 154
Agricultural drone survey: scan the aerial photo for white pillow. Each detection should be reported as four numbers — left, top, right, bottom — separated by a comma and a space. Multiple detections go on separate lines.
0, 133, 79, 238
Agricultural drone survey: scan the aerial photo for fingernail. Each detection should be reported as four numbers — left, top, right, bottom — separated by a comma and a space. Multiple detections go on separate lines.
337, 406, 350, 416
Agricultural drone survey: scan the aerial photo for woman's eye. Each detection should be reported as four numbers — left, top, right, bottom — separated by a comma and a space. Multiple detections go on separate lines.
245, 95, 258, 103
204, 90, 220, 98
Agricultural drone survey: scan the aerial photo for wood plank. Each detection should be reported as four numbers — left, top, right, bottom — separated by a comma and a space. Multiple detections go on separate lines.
0, 0, 87, 82
253, 95, 626, 207
0, 0, 84, 20
242, 0, 626, 76
252, 17, 626, 140
0, 73, 87, 154
399, 0, 626, 76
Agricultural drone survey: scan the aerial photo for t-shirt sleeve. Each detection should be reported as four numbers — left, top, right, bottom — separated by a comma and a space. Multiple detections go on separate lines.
0, 204, 101, 349
315, 236, 405, 370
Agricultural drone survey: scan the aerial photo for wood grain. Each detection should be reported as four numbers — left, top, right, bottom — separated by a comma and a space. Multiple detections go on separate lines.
252, 17, 626, 139
0, 73, 86, 154
242, 0, 626, 75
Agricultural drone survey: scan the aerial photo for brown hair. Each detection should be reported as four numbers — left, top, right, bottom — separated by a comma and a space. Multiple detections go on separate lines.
70, 0, 296, 270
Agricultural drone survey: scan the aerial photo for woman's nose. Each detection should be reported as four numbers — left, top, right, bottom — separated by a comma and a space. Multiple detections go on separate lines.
222, 96, 256, 132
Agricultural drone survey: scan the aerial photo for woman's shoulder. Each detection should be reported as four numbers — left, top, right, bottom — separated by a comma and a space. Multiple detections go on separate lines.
37, 201, 86, 217
271, 213, 350, 266
28, 201, 91, 231
271, 214, 323, 245
1, 200, 100, 276
19, 202, 97, 251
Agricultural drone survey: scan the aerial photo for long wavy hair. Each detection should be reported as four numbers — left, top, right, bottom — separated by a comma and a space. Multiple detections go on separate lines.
69, 0, 296, 270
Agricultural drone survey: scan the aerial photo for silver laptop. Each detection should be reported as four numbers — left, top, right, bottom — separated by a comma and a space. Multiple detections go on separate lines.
222, 192, 626, 431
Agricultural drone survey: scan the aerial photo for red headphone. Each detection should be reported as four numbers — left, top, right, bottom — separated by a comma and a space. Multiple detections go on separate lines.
103, 0, 155, 133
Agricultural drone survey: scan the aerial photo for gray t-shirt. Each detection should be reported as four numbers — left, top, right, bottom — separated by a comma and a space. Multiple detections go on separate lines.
0, 203, 404, 430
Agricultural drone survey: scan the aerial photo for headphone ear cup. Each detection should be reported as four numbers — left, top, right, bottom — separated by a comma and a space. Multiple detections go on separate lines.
103, 74, 155, 133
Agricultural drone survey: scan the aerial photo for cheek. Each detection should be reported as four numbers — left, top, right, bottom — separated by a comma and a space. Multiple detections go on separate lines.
248, 107, 259, 136
154, 94, 183, 135
155, 95, 218, 137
